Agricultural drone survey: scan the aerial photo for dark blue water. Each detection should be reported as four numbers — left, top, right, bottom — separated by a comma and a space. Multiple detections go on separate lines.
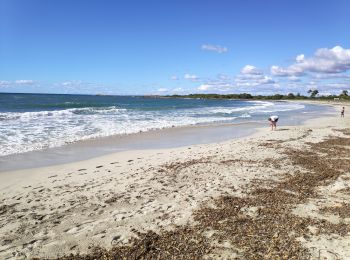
0, 93, 263, 112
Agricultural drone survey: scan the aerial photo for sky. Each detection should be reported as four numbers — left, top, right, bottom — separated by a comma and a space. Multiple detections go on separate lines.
0, 0, 350, 95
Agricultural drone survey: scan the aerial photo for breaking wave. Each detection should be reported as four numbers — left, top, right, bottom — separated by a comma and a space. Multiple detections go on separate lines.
0, 99, 306, 156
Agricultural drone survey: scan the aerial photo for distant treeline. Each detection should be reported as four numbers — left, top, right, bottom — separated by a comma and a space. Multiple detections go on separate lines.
165, 91, 350, 101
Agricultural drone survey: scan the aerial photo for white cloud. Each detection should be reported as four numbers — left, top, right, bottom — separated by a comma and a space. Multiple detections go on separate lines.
296, 54, 305, 63
288, 75, 301, 82
0, 80, 10, 87
196, 80, 233, 93
15, 80, 35, 84
184, 73, 199, 81
241, 65, 262, 75
170, 75, 179, 80
157, 88, 168, 92
61, 80, 82, 86
235, 75, 275, 87
197, 84, 211, 91
217, 74, 230, 80
270, 65, 304, 77
0, 80, 36, 88
271, 46, 350, 76
321, 82, 349, 90
201, 44, 228, 53
236, 65, 275, 88
62, 82, 72, 86
311, 73, 350, 80
194, 64, 278, 93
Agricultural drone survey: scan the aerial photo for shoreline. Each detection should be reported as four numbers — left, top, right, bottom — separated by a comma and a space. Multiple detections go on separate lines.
0, 101, 334, 172
0, 102, 349, 259
0, 121, 260, 173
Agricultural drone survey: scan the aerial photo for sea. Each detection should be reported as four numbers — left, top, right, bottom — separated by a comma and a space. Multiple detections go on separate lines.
0, 93, 333, 160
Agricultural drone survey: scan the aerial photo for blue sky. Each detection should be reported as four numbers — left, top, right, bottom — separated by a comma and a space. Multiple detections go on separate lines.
0, 0, 350, 95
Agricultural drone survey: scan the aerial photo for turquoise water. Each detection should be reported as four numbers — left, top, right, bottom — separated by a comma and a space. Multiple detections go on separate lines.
0, 93, 326, 157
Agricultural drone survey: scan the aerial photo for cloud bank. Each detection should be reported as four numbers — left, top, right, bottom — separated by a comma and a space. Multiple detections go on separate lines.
271, 46, 350, 76
194, 46, 350, 95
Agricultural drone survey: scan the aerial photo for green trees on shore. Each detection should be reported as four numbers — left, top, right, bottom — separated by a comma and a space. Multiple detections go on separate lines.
163, 90, 350, 101
340, 90, 348, 98
307, 89, 319, 98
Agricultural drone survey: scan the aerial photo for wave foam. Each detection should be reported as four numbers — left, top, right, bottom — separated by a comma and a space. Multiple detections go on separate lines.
0, 101, 307, 156
0, 106, 127, 121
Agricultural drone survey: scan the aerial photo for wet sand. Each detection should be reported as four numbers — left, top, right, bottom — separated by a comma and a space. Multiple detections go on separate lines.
0, 102, 349, 259
0, 122, 259, 173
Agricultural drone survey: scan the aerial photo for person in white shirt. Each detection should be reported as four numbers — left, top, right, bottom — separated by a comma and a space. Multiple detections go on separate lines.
268, 115, 279, 131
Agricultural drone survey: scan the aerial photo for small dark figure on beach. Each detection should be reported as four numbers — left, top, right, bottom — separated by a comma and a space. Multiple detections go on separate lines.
268, 115, 279, 131
341, 107, 345, 117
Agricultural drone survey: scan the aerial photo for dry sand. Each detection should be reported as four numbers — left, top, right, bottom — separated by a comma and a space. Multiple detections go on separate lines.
0, 102, 349, 259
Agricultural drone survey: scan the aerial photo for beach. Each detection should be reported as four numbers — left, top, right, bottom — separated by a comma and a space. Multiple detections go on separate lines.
0, 102, 349, 259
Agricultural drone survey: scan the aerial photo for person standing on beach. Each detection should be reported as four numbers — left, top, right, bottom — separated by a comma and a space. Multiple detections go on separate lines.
268, 115, 279, 131
341, 107, 345, 117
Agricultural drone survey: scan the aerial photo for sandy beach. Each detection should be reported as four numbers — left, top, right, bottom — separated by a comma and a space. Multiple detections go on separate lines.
0, 102, 349, 259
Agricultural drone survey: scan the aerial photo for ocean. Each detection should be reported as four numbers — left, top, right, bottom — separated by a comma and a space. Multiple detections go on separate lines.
0, 93, 330, 158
